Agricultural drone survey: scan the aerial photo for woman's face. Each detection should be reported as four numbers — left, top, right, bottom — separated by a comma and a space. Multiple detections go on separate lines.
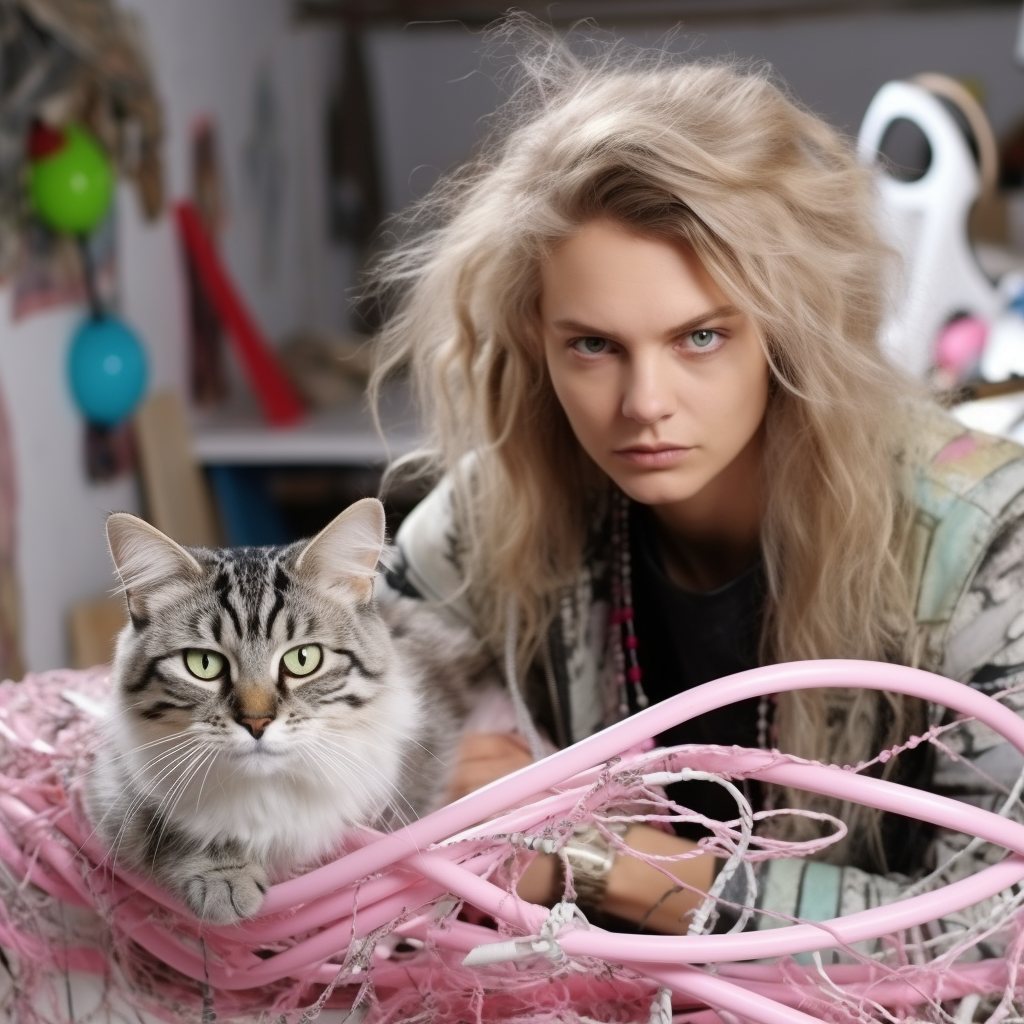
540, 219, 770, 526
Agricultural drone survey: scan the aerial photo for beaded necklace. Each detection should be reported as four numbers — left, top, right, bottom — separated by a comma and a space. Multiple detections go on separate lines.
609, 490, 772, 748
610, 491, 648, 716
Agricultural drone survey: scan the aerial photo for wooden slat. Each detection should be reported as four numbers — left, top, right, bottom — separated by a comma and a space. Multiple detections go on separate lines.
68, 594, 126, 669
133, 391, 222, 548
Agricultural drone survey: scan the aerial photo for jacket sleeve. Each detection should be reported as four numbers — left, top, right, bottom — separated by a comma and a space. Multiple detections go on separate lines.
723, 502, 1024, 959
391, 476, 477, 628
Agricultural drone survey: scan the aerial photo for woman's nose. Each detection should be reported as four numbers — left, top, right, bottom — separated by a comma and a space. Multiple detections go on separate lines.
621, 358, 675, 423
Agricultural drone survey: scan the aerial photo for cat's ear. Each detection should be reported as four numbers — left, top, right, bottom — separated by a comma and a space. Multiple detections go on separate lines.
295, 498, 386, 602
106, 513, 203, 614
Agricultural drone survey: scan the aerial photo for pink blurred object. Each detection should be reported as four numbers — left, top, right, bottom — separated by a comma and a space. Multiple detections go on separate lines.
2, 662, 1024, 1023
934, 314, 988, 381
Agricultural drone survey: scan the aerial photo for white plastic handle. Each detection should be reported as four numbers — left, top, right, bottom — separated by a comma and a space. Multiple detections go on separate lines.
857, 80, 1001, 378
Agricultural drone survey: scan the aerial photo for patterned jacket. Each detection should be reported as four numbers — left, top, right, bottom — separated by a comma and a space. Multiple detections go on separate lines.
394, 408, 1024, 951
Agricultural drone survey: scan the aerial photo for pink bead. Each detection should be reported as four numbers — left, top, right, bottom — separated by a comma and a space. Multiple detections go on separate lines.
625, 636, 638, 650
620, 607, 634, 621
627, 665, 642, 683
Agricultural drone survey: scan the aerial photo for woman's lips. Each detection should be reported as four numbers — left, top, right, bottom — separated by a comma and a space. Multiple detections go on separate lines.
614, 445, 692, 468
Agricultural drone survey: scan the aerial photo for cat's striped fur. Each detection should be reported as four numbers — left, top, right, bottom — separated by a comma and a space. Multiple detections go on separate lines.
88, 499, 489, 924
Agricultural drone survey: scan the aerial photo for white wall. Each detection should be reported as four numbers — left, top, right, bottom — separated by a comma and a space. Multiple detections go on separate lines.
0, 0, 347, 672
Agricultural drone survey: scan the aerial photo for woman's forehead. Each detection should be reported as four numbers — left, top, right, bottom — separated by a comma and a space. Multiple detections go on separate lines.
538, 220, 738, 333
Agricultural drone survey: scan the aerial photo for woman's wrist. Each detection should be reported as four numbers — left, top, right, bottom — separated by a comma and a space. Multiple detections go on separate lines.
602, 824, 716, 933
515, 821, 717, 935
560, 818, 629, 911
515, 848, 560, 906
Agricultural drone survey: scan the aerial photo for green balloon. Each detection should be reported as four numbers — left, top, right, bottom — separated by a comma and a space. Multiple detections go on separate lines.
29, 126, 114, 235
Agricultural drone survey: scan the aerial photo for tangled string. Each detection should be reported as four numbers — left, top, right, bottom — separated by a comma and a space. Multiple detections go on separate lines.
0, 660, 1023, 1023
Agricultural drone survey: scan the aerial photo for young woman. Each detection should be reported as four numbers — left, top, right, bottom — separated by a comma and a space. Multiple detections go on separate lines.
369, 23, 1024, 939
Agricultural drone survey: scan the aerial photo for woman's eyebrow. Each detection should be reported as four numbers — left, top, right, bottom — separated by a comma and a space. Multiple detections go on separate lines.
664, 305, 742, 337
551, 304, 742, 339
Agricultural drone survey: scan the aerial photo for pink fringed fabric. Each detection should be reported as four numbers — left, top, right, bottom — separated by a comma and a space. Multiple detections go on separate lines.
1, 662, 1023, 1023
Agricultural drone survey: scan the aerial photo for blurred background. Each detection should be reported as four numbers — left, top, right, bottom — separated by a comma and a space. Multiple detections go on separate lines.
3, 0, 1024, 673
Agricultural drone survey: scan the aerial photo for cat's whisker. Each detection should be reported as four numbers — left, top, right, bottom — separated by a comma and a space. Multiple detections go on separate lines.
117, 737, 205, 786
124, 730, 195, 757
311, 733, 418, 797
84, 735, 202, 850
70, 693, 148, 727
351, 719, 446, 765
148, 742, 214, 823
77, 737, 205, 865
299, 738, 378, 794
191, 747, 222, 816
108, 740, 206, 866
308, 737, 418, 830
77, 732, 195, 783
311, 747, 415, 832
150, 746, 218, 855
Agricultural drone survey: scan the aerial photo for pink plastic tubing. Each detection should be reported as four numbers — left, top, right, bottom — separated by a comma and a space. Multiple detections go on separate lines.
272, 660, 1024, 902
7, 659, 1024, 1021
177, 663, 1024, 979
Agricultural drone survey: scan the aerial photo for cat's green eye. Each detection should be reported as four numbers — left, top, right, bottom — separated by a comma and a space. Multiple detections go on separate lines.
281, 644, 322, 678
184, 649, 226, 681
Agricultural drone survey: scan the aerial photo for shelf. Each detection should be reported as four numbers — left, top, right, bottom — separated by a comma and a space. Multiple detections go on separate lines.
189, 383, 420, 466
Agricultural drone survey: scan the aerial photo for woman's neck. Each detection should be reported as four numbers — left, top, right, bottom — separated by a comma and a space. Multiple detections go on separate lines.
647, 429, 764, 592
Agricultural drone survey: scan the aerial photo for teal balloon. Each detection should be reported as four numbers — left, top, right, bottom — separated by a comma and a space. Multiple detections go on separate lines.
29, 126, 114, 235
68, 317, 148, 426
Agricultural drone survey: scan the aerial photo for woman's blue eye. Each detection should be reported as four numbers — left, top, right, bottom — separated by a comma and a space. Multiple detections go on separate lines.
690, 329, 719, 349
572, 336, 609, 355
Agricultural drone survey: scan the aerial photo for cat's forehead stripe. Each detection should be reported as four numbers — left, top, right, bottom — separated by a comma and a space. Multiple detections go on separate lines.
264, 566, 290, 640
213, 569, 243, 637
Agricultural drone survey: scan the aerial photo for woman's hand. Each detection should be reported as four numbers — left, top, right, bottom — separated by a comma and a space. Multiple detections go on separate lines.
444, 731, 534, 803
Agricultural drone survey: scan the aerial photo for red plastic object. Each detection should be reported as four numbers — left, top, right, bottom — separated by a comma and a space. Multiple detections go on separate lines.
175, 201, 304, 427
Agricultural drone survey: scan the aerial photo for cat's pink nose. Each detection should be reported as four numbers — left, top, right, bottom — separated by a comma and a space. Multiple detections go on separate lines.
239, 716, 273, 739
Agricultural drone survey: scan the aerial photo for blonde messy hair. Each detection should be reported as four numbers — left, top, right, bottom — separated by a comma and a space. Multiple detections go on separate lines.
370, 18, 932, 868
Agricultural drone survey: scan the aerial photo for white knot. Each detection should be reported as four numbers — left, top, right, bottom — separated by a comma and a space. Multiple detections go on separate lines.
508, 831, 559, 855
649, 987, 672, 1024
461, 900, 584, 967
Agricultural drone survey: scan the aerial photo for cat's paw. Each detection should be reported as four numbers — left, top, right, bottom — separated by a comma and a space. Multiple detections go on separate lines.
183, 861, 269, 924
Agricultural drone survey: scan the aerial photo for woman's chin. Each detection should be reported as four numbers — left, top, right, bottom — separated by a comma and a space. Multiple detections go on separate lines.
608, 470, 707, 510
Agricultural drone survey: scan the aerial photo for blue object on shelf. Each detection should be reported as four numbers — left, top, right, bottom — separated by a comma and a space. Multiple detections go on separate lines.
207, 466, 291, 547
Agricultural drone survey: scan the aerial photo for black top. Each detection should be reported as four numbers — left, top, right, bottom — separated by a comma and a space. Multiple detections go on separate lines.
627, 501, 934, 872
628, 501, 766, 841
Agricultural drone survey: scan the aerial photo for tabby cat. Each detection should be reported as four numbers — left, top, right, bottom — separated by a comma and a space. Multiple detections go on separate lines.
88, 498, 489, 925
